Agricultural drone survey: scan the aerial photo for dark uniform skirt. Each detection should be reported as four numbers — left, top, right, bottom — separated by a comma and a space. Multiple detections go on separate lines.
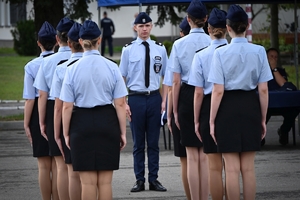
178, 83, 202, 147
30, 98, 49, 157
199, 94, 218, 154
46, 100, 62, 156
215, 90, 262, 153
70, 104, 121, 171
59, 124, 71, 164
171, 114, 187, 157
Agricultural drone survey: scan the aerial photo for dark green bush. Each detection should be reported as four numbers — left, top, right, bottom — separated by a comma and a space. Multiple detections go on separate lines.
11, 20, 37, 56
163, 40, 173, 56
150, 34, 157, 41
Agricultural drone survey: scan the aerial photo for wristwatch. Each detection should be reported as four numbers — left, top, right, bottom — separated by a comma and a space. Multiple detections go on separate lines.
272, 68, 278, 72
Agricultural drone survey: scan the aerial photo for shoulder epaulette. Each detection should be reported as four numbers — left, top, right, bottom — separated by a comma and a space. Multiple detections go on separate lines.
103, 56, 117, 64
124, 42, 133, 48
57, 59, 68, 66
67, 59, 79, 67
196, 46, 208, 53
215, 43, 227, 49
155, 41, 163, 46
43, 53, 54, 58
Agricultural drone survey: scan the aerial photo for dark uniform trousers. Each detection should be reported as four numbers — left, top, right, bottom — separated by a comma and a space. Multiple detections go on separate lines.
101, 35, 113, 57
128, 92, 161, 183
266, 107, 300, 134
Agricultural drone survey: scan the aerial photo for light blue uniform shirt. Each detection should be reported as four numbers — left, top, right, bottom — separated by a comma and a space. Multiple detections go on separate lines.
60, 50, 128, 108
208, 37, 273, 90
50, 52, 83, 98
188, 39, 228, 95
34, 46, 71, 100
168, 28, 211, 84
23, 51, 54, 99
163, 49, 175, 87
119, 37, 168, 91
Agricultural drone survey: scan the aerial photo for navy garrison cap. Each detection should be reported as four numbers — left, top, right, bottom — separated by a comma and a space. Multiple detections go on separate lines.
38, 21, 56, 41
56, 17, 74, 32
186, 0, 207, 19
208, 8, 227, 28
67, 22, 82, 42
134, 12, 152, 24
226, 5, 248, 22
179, 17, 190, 32
79, 20, 101, 40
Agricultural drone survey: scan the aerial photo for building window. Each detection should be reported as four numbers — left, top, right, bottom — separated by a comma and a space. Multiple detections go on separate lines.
0, 1, 26, 27
10, 3, 26, 26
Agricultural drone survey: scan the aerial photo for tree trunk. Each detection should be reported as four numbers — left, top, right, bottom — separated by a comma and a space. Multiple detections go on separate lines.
270, 4, 279, 50
33, 0, 64, 54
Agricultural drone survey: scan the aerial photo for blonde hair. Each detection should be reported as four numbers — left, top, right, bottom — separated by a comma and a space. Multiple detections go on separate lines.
81, 37, 99, 50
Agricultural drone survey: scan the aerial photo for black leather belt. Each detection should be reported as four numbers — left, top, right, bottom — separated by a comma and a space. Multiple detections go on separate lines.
128, 89, 160, 96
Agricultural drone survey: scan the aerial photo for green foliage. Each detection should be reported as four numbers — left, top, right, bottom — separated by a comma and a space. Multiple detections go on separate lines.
66, 0, 93, 22
0, 48, 16, 55
284, 65, 298, 87
10, 20, 37, 56
150, 34, 157, 41
253, 36, 295, 53
146, 4, 219, 27
0, 113, 24, 121
163, 40, 173, 56
0, 55, 35, 100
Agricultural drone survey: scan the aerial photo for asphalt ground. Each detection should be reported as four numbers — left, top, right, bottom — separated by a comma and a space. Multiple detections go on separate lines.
0, 101, 300, 199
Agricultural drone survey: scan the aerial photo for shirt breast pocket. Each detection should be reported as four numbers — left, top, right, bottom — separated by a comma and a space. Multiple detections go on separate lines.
129, 56, 142, 72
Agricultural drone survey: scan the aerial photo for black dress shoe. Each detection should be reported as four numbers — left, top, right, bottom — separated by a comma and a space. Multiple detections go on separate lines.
130, 180, 145, 192
278, 128, 288, 146
149, 180, 167, 192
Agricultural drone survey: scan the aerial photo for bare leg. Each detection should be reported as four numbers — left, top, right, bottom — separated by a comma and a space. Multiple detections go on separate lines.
51, 157, 59, 200
79, 171, 97, 200
186, 147, 200, 200
97, 170, 113, 200
179, 157, 191, 200
207, 153, 223, 200
199, 148, 209, 200
55, 156, 70, 200
240, 152, 256, 200
222, 153, 240, 200
67, 164, 81, 200
37, 156, 52, 200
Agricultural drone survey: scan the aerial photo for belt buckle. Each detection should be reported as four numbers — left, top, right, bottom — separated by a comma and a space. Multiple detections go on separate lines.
146, 91, 150, 95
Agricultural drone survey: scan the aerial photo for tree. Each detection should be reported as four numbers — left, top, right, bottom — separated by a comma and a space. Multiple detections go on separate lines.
144, 4, 220, 27
5, 0, 93, 38
270, 4, 279, 50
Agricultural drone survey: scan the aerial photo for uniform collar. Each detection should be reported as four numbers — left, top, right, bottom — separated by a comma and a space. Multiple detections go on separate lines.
230, 37, 248, 43
210, 38, 228, 46
136, 37, 151, 45
70, 52, 83, 58
58, 46, 71, 52
190, 28, 205, 34
40, 51, 54, 57
83, 50, 100, 56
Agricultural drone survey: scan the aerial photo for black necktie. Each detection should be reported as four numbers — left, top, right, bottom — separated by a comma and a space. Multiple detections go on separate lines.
142, 41, 150, 88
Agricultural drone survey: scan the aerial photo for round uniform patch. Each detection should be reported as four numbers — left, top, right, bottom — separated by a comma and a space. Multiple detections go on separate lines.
154, 56, 162, 73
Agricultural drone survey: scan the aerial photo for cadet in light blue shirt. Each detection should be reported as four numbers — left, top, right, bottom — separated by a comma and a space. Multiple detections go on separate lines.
208, 5, 273, 199
162, 16, 191, 200
208, 37, 272, 90
50, 22, 83, 200
22, 21, 56, 200
33, 17, 74, 158
188, 8, 228, 200
60, 20, 127, 200
168, 1, 211, 199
